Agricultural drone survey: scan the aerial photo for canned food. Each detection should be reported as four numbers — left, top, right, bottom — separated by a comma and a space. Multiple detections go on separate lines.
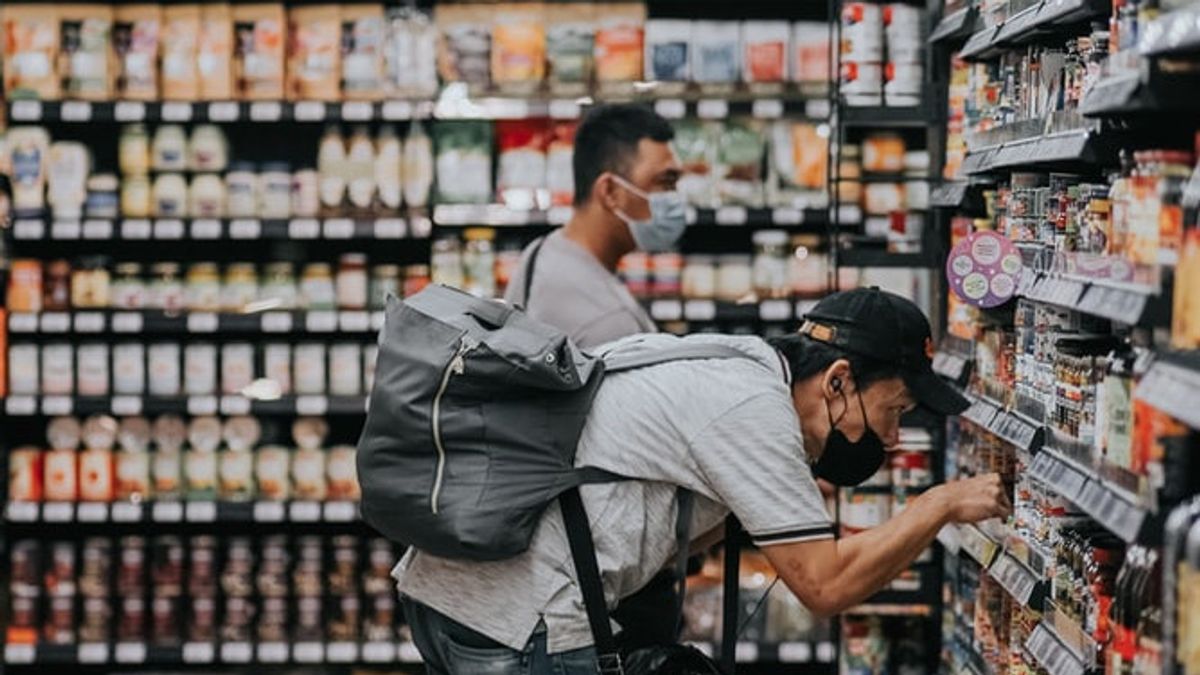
883, 5, 924, 62
841, 3, 883, 61
841, 61, 883, 107
885, 62, 924, 107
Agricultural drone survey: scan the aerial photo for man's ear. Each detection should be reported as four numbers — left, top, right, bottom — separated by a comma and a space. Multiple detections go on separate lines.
821, 359, 853, 399
594, 172, 619, 211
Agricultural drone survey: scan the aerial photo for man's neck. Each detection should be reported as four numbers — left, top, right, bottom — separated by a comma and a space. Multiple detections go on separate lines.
561, 211, 630, 273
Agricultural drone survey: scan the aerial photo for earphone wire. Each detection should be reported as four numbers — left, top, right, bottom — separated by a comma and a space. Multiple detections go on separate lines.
735, 575, 782, 638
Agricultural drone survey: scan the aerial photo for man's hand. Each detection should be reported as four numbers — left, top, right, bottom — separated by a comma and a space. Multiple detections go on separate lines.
931, 473, 1011, 523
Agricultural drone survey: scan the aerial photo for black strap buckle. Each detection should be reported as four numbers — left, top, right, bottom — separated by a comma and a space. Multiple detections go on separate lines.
597, 653, 624, 675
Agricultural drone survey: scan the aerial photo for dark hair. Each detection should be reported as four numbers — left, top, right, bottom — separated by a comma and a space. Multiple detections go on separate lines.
573, 103, 674, 207
767, 334, 902, 389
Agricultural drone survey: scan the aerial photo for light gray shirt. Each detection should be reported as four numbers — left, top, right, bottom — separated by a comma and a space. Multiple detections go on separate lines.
393, 333, 834, 653
503, 230, 657, 349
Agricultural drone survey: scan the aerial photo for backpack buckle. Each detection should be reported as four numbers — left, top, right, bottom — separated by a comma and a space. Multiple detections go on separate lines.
597, 653, 624, 675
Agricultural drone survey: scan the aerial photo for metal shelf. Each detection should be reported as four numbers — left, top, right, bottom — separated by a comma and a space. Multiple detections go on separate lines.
2, 394, 370, 418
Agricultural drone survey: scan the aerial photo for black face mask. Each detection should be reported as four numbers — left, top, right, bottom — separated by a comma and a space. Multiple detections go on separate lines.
812, 387, 886, 486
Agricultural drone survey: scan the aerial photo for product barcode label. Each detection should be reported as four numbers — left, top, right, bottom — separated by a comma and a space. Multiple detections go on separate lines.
342, 101, 374, 121
220, 395, 251, 416
549, 99, 582, 119
187, 396, 218, 416
697, 99, 729, 119
289, 218, 320, 239
250, 101, 282, 121
13, 219, 44, 239
297, 395, 328, 416
74, 312, 105, 333
806, 99, 832, 119
760, 299, 792, 322
191, 219, 222, 239
752, 99, 785, 119
684, 300, 717, 322
1026, 624, 1084, 675
374, 218, 406, 239
154, 219, 185, 240
111, 503, 143, 522
208, 101, 239, 121
340, 311, 370, 332
122, 219, 152, 240
113, 312, 144, 333
990, 553, 1037, 606
8, 313, 37, 332
229, 219, 261, 239
324, 218, 354, 239
306, 311, 337, 333
40, 312, 70, 333
294, 643, 323, 663
6, 396, 37, 416
772, 207, 803, 225
253, 501, 286, 522
654, 99, 686, 119
114, 642, 146, 664
41, 396, 72, 416
43, 502, 74, 522
112, 395, 142, 416
51, 220, 81, 240
182, 642, 215, 663
187, 312, 219, 333
114, 101, 146, 121
5, 644, 35, 664
382, 100, 413, 120
650, 300, 683, 322
324, 501, 357, 522
61, 101, 92, 122
1077, 480, 1145, 543
294, 101, 326, 121
6, 502, 39, 522
221, 642, 252, 663
78, 643, 108, 663
161, 102, 192, 122
261, 312, 293, 333
363, 642, 396, 662
77, 503, 108, 522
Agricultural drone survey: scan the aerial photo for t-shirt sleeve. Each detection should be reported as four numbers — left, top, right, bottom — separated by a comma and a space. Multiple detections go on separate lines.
687, 392, 835, 547
574, 311, 650, 350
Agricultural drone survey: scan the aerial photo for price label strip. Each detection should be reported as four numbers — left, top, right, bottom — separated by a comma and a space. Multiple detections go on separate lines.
1025, 623, 1086, 675
1076, 480, 1146, 543
989, 553, 1040, 607
1136, 359, 1200, 431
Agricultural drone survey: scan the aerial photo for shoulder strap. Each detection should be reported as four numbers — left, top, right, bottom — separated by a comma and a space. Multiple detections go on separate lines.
519, 236, 547, 310
721, 517, 742, 674
602, 343, 752, 374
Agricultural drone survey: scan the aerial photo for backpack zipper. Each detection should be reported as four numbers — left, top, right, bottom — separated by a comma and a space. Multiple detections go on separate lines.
430, 337, 474, 514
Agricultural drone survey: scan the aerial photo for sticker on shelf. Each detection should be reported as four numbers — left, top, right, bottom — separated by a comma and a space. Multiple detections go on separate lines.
306, 311, 338, 333
1025, 623, 1085, 675
220, 642, 253, 664
112, 395, 142, 416
182, 642, 215, 663
684, 300, 717, 322
327, 642, 358, 662
772, 207, 804, 225
654, 99, 687, 119
152, 501, 184, 522
990, 553, 1038, 606
43, 502, 74, 522
778, 642, 813, 663
122, 219, 152, 240
41, 396, 72, 416
77, 503, 108, 523
250, 101, 282, 122
114, 101, 146, 122
40, 312, 70, 333
61, 101, 92, 122
295, 101, 326, 121
715, 206, 749, 225
78, 643, 109, 664
185, 501, 217, 522
375, 218, 406, 239
74, 312, 105, 333
114, 643, 146, 664
752, 99, 785, 119
6, 502, 39, 522
188, 396, 219, 416
161, 102, 192, 122
339, 311, 370, 332
1077, 480, 1146, 543
10, 100, 42, 121
342, 101, 374, 121
6, 396, 37, 416
290, 501, 322, 522
549, 99, 582, 119
111, 502, 143, 522
324, 501, 357, 522
324, 218, 354, 239
257, 642, 289, 663
261, 312, 293, 333
253, 501, 286, 522
13, 219, 44, 240
51, 220, 81, 240
187, 312, 219, 333
220, 395, 251, 416
111, 311, 144, 333
154, 219, 185, 240
697, 99, 730, 120
8, 313, 37, 333
208, 101, 239, 122
191, 219, 222, 239
229, 219, 261, 239
816, 642, 837, 662
4, 644, 35, 664
288, 218, 320, 239
294, 643, 324, 663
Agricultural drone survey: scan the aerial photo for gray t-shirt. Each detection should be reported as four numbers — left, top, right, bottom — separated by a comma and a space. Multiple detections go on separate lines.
393, 334, 834, 653
503, 230, 657, 349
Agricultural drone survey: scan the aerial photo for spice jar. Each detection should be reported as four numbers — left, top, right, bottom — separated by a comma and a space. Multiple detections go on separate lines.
185, 263, 222, 311
221, 263, 259, 312
370, 264, 401, 309
225, 162, 258, 218
153, 174, 188, 218
301, 263, 336, 310
44, 260, 72, 311
71, 256, 111, 309
190, 174, 225, 219
119, 125, 151, 176
111, 262, 147, 309
336, 253, 369, 310
121, 175, 152, 218
149, 262, 185, 312
752, 229, 790, 299
260, 262, 298, 309
716, 255, 753, 302
259, 162, 292, 219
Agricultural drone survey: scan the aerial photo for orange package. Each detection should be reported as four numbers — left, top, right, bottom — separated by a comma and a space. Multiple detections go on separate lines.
161, 5, 200, 100
2, 4, 61, 99
288, 5, 341, 100
491, 3, 545, 90
593, 3, 644, 83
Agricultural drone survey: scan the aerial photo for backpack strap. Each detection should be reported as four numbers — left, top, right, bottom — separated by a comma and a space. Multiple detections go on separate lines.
601, 343, 753, 374
519, 236, 548, 310
721, 517, 743, 674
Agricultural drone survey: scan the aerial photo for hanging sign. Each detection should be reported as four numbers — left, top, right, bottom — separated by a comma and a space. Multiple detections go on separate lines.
946, 230, 1022, 308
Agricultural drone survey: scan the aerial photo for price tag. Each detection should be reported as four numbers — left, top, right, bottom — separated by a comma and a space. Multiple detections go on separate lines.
186, 501, 217, 522
382, 100, 413, 120
409, 215, 433, 239
13, 219, 44, 240
114, 642, 146, 664
74, 311, 105, 333
549, 99, 582, 119
261, 312, 293, 333
324, 501, 357, 522
161, 102, 192, 122
326, 642, 358, 662
187, 312, 219, 333
229, 219, 261, 239
258, 642, 289, 663
650, 300, 683, 322
375, 218, 406, 238
654, 99, 687, 119
290, 501, 322, 522
760, 299, 792, 322
306, 311, 338, 333
342, 101, 374, 121
77, 503, 108, 522
78, 643, 109, 663
191, 219, 222, 239
398, 642, 423, 662
752, 99, 785, 119
40, 312, 71, 333
111, 503, 143, 522
295, 101, 326, 121
188, 396, 218, 416
152, 501, 184, 522
10, 100, 42, 121
990, 553, 1037, 606
1026, 624, 1085, 675
697, 99, 729, 119
61, 101, 92, 122
51, 220, 81, 240
294, 643, 324, 663
5, 643, 35, 664
324, 218, 354, 239
208, 101, 239, 121
221, 642, 253, 663
115, 101, 146, 121
806, 99, 832, 119
42, 396, 72, 416
183, 642, 215, 663
715, 206, 748, 225
289, 218, 320, 239
735, 642, 759, 663
1050, 460, 1088, 501
112, 312, 144, 333
253, 501, 286, 522
683, 300, 717, 322
778, 642, 813, 663
154, 219, 185, 240
6, 502, 39, 522
220, 395, 251, 416
122, 219, 152, 240
772, 207, 803, 225
6, 396, 37, 416
371, 311, 386, 331
249, 101, 282, 121
8, 313, 37, 333
364, 642, 397, 662
816, 642, 836, 662
43, 502, 74, 522
297, 395, 328, 416
340, 311, 370, 332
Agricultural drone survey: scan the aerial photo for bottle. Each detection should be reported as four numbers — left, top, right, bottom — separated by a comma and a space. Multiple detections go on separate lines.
119, 124, 151, 177
152, 125, 188, 172
318, 125, 347, 211
346, 126, 376, 211
375, 125, 403, 210
403, 120, 433, 208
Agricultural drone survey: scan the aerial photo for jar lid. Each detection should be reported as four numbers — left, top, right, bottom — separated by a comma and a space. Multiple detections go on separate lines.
187, 417, 223, 453
82, 414, 119, 451
225, 262, 257, 275
152, 262, 181, 275
752, 229, 789, 246
117, 417, 152, 453
374, 264, 402, 275
87, 174, 119, 191
304, 262, 333, 274
152, 415, 187, 451
265, 261, 295, 274
115, 262, 143, 275
406, 264, 431, 276
463, 227, 497, 241
47, 416, 83, 450
189, 261, 219, 273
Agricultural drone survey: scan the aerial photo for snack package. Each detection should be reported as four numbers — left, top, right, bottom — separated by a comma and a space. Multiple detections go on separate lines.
545, 3, 593, 93
691, 21, 740, 86
386, 6, 437, 97
743, 20, 789, 85
113, 4, 161, 100
161, 5, 200, 100
2, 4, 61, 99
435, 4, 492, 90
717, 119, 766, 207
671, 119, 719, 209
547, 121, 577, 206
59, 4, 114, 100
768, 120, 828, 208
491, 3, 545, 92
234, 3, 286, 100
198, 3, 233, 100
793, 21, 832, 88
287, 5, 341, 100
593, 3, 644, 84
433, 121, 493, 205
342, 4, 386, 100
644, 19, 690, 85
496, 118, 549, 209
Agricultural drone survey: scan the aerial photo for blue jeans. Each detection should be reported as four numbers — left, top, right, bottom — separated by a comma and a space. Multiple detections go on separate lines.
404, 599, 600, 675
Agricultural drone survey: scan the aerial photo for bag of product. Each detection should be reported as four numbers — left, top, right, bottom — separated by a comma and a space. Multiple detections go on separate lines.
386, 6, 437, 98
545, 3, 593, 94
767, 120, 828, 208
547, 120, 577, 207
199, 3, 233, 100
435, 4, 492, 90
288, 5, 341, 100
491, 3, 545, 93
59, 4, 114, 100
113, 4, 161, 100
234, 3, 287, 100
793, 21, 832, 89
672, 119, 719, 209
593, 3, 644, 84
2, 4, 61, 100
433, 121, 493, 205
743, 20, 789, 85
691, 21, 740, 87
342, 4, 386, 100
162, 5, 200, 101
717, 119, 766, 207
644, 19, 690, 85
496, 119, 549, 209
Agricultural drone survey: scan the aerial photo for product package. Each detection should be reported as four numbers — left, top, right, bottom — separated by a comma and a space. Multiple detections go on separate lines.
767, 121, 828, 208
593, 3, 644, 86
341, 4, 386, 99
234, 3, 286, 100
672, 119, 719, 209
59, 4, 114, 100
1172, 229, 1200, 349
491, 3, 545, 93
545, 3, 593, 94
435, 4, 492, 90
113, 4, 160, 100
6, 126, 51, 215
792, 21, 832, 90
743, 21, 789, 86
496, 119, 549, 210
386, 6, 437, 97
403, 120, 434, 208
717, 119, 766, 207
691, 21, 740, 88
433, 121, 493, 205
547, 121, 577, 206
288, 5, 341, 100
2, 4, 61, 99
161, 5, 200, 100
198, 3, 233, 100
644, 19, 690, 87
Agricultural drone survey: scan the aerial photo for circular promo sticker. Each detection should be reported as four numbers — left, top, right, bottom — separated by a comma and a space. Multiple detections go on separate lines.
946, 230, 1022, 308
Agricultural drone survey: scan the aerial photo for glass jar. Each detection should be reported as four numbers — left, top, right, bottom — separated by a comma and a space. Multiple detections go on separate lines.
188, 125, 228, 173
222, 263, 259, 312
111, 263, 147, 309
152, 125, 188, 172
462, 228, 496, 298
300, 263, 336, 310
260, 162, 292, 219
716, 255, 753, 303
752, 229, 790, 299
682, 255, 717, 300
71, 257, 112, 309
225, 162, 258, 219
336, 254, 369, 310
260, 263, 297, 309
149, 263, 185, 312
185, 263, 222, 311
431, 237, 464, 290
44, 259, 72, 311
119, 125, 151, 177
370, 265, 401, 310
190, 174, 225, 219
789, 236, 827, 297
404, 265, 431, 297
121, 175, 152, 218
153, 174, 188, 218
291, 169, 320, 218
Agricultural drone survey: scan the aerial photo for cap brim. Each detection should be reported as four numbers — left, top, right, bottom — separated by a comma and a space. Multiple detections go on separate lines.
904, 368, 970, 416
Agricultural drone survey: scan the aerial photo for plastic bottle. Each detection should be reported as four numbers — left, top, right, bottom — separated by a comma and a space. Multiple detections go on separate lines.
346, 126, 376, 210
403, 120, 434, 208
318, 125, 347, 211
375, 125, 403, 210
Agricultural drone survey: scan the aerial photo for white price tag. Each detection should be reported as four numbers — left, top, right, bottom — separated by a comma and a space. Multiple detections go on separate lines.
375, 218, 406, 238
549, 99, 582, 119
324, 218, 354, 239
78, 643, 109, 663
112, 395, 142, 416
43, 502, 74, 522
1026, 624, 1085, 675
122, 219, 152, 240
715, 206, 748, 225
61, 101, 92, 122
382, 100, 413, 120
342, 101, 374, 121
40, 312, 70, 333
289, 218, 320, 239
684, 300, 717, 322
187, 312, 219, 333
220, 395, 251, 416
254, 501, 286, 522
327, 642, 358, 662
654, 99, 687, 119
229, 219, 261, 239
816, 642, 836, 662
806, 99, 832, 119
111, 502, 143, 522
409, 215, 433, 238
154, 219, 185, 239
340, 311, 370, 332
294, 643, 324, 663
838, 204, 863, 223
752, 99, 785, 119
114, 101, 146, 122
295, 101, 326, 121
735, 642, 759, 663
297, 395, 328, 416
191, 219, 222, 239
290, 501, 322, 522
5, 644, 35, 664
186, 501, 217, 522
261, 312, 293, 333
42, 396, 72, 416
371, 311, 386, 331
51, 220, 81, 240
760, 299, 792, 322
6, 396, 37, 416
77, 503, 108, 522
221, 642, 253, 663
697, 99, 729, 119
112, 312, 144, 333
10, 100, 42, 121
161, 102, 192, 122
650, 300, 683, 322
13, 219, 44, 240
74, 312, 104, 333
114, 642, 146, 664
991, 554, 1036, 605
208, 101, 239, 121
258, 642, 289, 663
398, 642, 423, 662
188, 396, 218, 416
182, 642, 215, 663
152, 501, 184, 522
324, 501, 357, 522
6, 502, 39, 522
306, 311, 338, 333
779, 642, 813, 663
250, 101, 282, 121
772, 207, 803, 225
364, 642, 397, 662
8, 313, 37, 333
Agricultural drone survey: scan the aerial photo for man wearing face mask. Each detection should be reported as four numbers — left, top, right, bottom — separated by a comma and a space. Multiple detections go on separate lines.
504, 103, 686, 349
396, 287, 1012, 674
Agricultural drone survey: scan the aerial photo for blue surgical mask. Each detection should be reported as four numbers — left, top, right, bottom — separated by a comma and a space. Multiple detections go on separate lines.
610, 175, 688, 253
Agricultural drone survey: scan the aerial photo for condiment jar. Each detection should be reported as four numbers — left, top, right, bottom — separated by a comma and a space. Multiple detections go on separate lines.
185, 263, 222, 311
261, 263, 298, 309
118, 125, 151, 176
300, 263, 336, 310
716, 255, 753, 303
121, 176, 152, 218
152, 125, 188, 172
221, 263, 259, 312
44, 260, 72, 311
682, 255, 717, 300
149, 263, 185, 312
259, 162, 292, 219
152, 174, 188, 218
188, 125, 228, 172
71, 257, 112, 309
111, 263, 147, 310
370, 265, 401, 309
190, 174, 225, 219
336, 254, 369, 310
225, 162, 258, 218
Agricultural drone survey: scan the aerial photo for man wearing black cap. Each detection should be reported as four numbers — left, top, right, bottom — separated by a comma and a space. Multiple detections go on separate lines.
397, 287, 1010, 674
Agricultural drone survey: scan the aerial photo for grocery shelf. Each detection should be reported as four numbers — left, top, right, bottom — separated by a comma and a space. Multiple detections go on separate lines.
960, 0, 1111, 61
7, 310, 385, 336
1080, 66, 1200, 117
4, 499, 360, 527
432, 204, 832, 229
929, 6, 980, 45
1140, 3, 1200, 56
9, 216, 427, 242
961, 129, 1112, 174
958, 393, 1044, 452
837, 249, 940, 269
643, 298, 805, 323
1136, 351, 1200, 431
2, 394, 369, 418
839, 103, 935, 128
1028, 449, 1151, 544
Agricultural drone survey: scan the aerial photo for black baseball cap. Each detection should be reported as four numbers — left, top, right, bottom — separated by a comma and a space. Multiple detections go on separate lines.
799, 287, 969, 416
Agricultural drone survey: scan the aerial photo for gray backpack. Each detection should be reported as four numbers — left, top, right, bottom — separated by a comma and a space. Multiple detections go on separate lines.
356, 283, 747, 560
